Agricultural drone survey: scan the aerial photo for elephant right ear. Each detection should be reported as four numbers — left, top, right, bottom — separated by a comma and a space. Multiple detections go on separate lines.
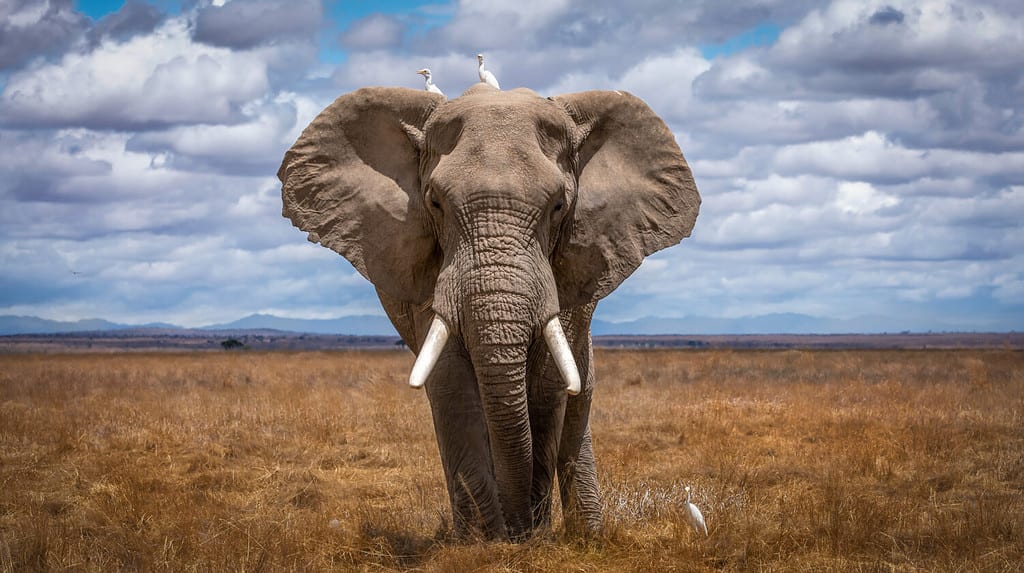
278, 87, 444, 304
550, 91, 700, 309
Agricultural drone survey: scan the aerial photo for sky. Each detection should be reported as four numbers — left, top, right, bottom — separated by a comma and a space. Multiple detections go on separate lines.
0, 0, 1022, 332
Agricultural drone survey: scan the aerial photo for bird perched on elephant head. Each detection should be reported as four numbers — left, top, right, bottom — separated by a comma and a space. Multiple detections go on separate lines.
477, 53, 500, 89
416, 68, 444, 97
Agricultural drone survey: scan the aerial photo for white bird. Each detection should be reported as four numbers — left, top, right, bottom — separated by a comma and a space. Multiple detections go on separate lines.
416, 68, 444, 97
477, 53, 500, 90
683, 486, 708, 536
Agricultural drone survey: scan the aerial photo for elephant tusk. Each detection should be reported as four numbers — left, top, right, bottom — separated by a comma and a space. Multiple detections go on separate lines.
409, 316, 449, 389
543, 317, 581, 395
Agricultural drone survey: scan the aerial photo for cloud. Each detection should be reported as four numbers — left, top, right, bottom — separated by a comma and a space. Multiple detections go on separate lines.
0, 0, 88, 71
126, 93, 312, 175
192, 0, 323, 49
0, 130, 112, 202
0, 228, 377, 327
769, 0, 1024, 81
0, 18, 270, 129
868, 5, 905, 25
993, 271, 1024, 304
339, 13, 404, 50
835, 181, 899, 215
689, 0, 1024, 156
87, 0, 164, 46
771, 131, 1024, 183
431, 0, 572, 50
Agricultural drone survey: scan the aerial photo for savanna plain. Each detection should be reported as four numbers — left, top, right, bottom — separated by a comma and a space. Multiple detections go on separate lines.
1, 348, 1021, 572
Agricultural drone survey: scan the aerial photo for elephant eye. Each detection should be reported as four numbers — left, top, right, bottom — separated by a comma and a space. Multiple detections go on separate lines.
554, 201, 563, 212
426, 189, 442, 211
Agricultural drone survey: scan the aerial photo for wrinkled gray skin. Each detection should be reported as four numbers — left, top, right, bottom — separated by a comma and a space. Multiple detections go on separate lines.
278, 84, 700, 540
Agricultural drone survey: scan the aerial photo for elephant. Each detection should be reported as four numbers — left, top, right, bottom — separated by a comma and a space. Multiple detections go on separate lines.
277, 83, 700, 540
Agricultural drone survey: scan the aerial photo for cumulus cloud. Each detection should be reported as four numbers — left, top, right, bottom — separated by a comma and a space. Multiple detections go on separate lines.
772, 131, 1024, 183
0, 130, 112, 202
126, 94, 311, 175
339, 13, 404, 50
431, 0, 572, 50
0, 0, 87, 71
0, 18, 270, 129
868, 5, 905, 25
691, 0, 1024, 152
771, 0, 1024, 76
192, 0, 323, 49
87, 0, 164, 46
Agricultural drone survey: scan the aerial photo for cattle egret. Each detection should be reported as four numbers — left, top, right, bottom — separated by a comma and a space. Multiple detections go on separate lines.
477, 54, 500, 90
683, 486, 708, 536
416, 68, 445, 97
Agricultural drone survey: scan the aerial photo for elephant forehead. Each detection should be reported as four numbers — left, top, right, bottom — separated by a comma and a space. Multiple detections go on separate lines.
426, 93, 572, 194
432, 142, 565, 203
428, 91, 572, 150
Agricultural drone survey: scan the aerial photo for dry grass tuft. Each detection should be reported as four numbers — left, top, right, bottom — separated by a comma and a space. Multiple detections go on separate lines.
1, 349, 1021, 571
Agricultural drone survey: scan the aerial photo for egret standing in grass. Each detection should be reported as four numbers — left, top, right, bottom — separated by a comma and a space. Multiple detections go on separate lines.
477, 54, 500, 90
416, 68, 445, 97
683, 486, 708, 536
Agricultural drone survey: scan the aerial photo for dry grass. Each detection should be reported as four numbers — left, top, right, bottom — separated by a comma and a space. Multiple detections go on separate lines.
1, 349, 1021, 572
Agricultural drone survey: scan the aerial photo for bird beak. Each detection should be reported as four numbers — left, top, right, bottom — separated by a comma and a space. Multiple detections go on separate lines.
416, 69, 427, 75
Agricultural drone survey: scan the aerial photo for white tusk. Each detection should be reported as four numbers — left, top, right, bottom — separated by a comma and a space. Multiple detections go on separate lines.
409, 317, 449, 389
543, 317, 581, 395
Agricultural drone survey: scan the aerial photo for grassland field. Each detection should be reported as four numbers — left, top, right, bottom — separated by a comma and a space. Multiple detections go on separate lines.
1, 349, 1021, 571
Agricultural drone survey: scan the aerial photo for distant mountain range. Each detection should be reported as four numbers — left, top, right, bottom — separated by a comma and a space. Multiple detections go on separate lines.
0, 315, 180, 335
200, 313, 395, 335
0, 313, 395, 336
591, 313, 949, 335
0, 312, 1006, 337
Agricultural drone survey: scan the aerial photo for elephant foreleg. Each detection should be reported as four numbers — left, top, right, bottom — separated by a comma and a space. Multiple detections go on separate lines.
557, 422, 601, 535
555, 339, 602, 535
426, 348, 506, 540
527, 346, 568, 530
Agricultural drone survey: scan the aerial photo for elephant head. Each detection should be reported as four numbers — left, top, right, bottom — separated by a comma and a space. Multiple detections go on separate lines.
278, 84, 699, 539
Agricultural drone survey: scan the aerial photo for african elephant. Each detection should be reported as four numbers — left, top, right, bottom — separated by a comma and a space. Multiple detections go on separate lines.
277, 83, 700, 540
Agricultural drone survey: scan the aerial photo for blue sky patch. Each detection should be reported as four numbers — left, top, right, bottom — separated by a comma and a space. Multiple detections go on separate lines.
76, 0, 126, 19
322, 0, 454, 63
700, 22, 781, 59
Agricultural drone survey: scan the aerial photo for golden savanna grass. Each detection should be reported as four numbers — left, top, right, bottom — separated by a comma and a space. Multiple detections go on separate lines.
1, 349, 1021, 571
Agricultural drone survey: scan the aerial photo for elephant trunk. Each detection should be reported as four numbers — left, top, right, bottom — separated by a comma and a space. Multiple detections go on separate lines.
463, 286, 536, 539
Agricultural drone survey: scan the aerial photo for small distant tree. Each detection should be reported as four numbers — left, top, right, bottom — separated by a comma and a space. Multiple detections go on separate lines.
220, 338, 245, 350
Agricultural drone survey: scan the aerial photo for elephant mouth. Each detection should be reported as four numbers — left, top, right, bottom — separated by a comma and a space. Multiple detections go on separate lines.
408, 314, 581, 395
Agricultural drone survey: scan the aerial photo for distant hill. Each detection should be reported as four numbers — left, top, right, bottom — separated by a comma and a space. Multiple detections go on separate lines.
1, 311, 1013, 337
590, 312, 987, 335
0, 313, 397, 337
0, 315, 179, 336
200, 313, 396, 336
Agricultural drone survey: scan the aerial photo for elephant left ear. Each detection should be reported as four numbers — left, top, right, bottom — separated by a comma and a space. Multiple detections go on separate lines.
550, 90, 701, 309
